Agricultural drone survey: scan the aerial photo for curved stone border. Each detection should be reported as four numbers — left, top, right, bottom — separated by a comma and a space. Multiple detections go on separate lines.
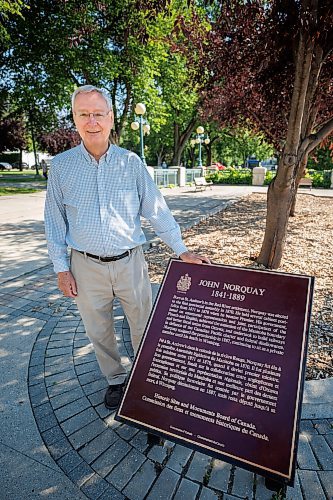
28, 289, 333, 499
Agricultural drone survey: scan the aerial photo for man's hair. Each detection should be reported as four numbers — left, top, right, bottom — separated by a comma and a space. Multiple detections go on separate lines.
71, 85, 113, 111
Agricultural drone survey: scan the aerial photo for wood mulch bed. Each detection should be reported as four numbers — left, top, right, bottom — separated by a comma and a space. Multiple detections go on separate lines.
145, 192, 333, 381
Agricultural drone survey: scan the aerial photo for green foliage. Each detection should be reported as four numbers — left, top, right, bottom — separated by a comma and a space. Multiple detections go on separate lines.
264, 170, 277, 185
208, 168, 252, 185
0, 152, 20, 163
308, 170, 332, 188
264, 169, 332, 188
212, 127, 274, 166
1, 0, 202, 163
0, 0, 26, 47
308, 144, 333, 171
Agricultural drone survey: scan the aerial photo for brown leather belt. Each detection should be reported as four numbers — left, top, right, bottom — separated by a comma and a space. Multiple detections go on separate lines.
77, 249, 131, 262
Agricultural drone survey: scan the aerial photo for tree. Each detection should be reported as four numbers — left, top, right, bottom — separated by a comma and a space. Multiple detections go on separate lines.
2, 1, 205, 166
0, 0, 25, 47
213, 127, 274, 167
0, 116, 28, 153
182, 0, 333, 268
127, 6, 203, 166
0, 0, 172, 144
39, 127, 80, 156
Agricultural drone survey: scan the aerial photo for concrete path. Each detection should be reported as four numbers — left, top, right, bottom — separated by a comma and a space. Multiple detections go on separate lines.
2, 184, 330, 284
0, 185, 332, 499
0, 185, 265, 284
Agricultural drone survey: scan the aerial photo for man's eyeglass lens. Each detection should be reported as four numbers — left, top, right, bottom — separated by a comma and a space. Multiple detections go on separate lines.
77, 112, 110, 121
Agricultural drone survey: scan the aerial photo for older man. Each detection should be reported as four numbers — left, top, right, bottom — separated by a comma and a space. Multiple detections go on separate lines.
45, 85, 209, 411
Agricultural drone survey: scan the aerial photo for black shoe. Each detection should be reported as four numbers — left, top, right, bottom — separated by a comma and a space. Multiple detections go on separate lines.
104, 383, 125, 410
147, 433, 163, 446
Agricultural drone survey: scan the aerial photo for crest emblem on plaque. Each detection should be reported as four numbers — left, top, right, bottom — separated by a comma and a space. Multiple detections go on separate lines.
177, 273, 191, 293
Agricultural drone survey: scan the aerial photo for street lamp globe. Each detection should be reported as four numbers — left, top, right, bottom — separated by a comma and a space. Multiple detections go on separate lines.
196, 126, 204, 134
143, 123, 150, 135
135, 103, 146, 115
131, 121, 139, 131
196, 138, 201, 144
190, 139, 196, 146
204, 138, 210, 145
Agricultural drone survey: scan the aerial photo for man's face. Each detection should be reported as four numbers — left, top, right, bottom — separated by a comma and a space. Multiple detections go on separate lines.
73, 91, 114, 152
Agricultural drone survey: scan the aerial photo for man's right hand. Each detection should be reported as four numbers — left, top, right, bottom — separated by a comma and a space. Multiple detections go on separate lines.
57, 271, 78, 298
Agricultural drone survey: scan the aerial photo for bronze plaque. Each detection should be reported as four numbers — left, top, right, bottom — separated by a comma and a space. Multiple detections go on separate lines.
116, 260, 314, 485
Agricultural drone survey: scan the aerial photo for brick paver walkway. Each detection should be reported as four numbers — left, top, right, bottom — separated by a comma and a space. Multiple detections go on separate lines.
1, 267, 330, 499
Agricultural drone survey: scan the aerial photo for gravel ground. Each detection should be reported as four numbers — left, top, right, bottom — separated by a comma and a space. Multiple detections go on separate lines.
146, 192, 333, 381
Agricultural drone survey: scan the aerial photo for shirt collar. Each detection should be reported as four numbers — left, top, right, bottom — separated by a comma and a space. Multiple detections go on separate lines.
80, 141, 114, 165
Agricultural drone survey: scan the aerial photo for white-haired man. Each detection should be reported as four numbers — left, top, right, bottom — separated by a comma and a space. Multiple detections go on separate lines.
45, 85, 210, 411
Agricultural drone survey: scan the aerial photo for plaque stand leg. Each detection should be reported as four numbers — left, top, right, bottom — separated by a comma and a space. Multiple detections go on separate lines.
265, 478, 286, 493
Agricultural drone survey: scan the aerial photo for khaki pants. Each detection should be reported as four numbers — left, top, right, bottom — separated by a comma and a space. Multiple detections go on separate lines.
71, 247, 152, 385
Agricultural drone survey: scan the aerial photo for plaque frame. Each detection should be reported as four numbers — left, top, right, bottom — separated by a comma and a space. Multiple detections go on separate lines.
116, 260, 314, 486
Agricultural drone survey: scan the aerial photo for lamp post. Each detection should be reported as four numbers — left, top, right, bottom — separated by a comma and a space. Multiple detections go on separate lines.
191, 126, 210, 167
131, 103, 150, 166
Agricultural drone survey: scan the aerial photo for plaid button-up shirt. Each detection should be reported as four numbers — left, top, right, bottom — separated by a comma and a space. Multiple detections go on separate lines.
44, 142, 187, 273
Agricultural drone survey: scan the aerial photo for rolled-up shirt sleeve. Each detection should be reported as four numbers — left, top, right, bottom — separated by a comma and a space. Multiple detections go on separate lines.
137, 160, 188, 257
44, 161, 70, 273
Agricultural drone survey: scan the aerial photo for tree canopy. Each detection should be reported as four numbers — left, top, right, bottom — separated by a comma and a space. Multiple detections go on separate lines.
179, 0, 333, 267
0, 116, 28, 153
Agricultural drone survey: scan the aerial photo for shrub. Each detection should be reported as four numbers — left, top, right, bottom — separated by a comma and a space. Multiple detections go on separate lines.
310, 170, 331, 188
264, 171, 276, 185
207, 168, 252, 185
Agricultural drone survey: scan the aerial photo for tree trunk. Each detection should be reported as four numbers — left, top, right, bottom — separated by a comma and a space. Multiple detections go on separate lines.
289, 156, 308, 216
188, 147, 195, 167
258, 172, 295, 268
172, 147, 182, 166
19, 149, 23, 171
205, 136, 219, 166
257, 9, 316, 268
171, 117, 196, 165
205, 144, 212, 166
28, 109, 39, 175
117, 80, 132, 142
156, 147, 164, 167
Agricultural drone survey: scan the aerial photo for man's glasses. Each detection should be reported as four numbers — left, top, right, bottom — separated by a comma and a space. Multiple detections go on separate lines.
75, 111, 111, 121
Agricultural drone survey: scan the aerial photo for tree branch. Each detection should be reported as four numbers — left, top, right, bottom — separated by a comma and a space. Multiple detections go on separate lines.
68, 71, 81, 86
179, 116, 197, 149
303, 116, 333, 156
118, 80, 132, 138
247, 109, 277, 145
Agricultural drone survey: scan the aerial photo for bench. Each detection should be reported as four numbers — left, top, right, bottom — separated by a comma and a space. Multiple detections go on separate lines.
299, 177, 312, 189
194, 177, 213, 191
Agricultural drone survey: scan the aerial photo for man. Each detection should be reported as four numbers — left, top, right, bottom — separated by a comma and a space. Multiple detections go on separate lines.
45, 85, 210, 411
41, 159, 48, 180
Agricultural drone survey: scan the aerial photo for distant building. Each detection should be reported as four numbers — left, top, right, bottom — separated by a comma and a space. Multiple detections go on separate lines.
21, 151, 53, 168
0, 151, 53, 168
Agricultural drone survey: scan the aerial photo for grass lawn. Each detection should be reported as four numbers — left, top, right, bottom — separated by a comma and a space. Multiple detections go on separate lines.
0, 168, 41, 174
0, 187, 39, 196
0, 170, 45, 183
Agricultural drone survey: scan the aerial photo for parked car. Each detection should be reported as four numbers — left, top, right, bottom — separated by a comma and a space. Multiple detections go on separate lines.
211, 162, 227, 170
0, 162, 12, 171
12, 161, 29, 169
